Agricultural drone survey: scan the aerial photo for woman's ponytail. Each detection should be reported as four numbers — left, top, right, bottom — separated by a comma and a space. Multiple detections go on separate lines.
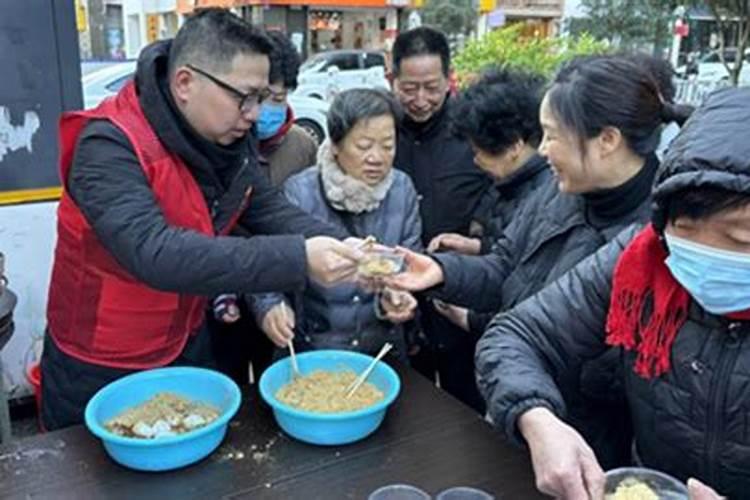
661, 102, 694, 127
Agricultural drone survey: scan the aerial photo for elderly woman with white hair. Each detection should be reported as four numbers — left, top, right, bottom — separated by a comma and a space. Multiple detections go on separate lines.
251, 88, 422, 360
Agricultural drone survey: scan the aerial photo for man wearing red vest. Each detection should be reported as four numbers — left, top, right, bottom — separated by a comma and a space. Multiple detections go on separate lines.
41, 9, 361, 430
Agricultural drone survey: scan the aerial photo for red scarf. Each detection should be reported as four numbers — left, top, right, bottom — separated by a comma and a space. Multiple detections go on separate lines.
606, 224, 750, 379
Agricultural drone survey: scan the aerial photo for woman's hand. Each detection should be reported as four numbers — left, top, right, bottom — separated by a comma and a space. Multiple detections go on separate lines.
260, 302, 295, 348
433, 300, 469, 332
379, 288, 418, 324
428, 232, 481, 255
384, 247, 444, 292
519, 407, 605, 500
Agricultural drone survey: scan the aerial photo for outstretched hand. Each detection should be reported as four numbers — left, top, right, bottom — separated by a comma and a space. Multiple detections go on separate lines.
427, 232, 481, 255
383, 247, 445, 292
305, 236, 364, 287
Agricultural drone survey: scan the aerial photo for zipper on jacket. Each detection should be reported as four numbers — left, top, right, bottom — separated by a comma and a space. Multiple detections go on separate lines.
704, 321, 743, 486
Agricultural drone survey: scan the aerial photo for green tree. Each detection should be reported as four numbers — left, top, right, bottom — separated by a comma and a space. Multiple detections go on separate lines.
570, 0, 675, 52
707, 0, 750, 86
421, 0, 478, 36
453, 24, 608, 85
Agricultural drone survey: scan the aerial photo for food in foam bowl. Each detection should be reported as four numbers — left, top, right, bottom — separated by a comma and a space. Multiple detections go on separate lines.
605, 467, 688, 500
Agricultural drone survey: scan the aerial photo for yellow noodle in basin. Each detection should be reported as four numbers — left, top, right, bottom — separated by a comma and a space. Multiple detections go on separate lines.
275, 369, 385, 413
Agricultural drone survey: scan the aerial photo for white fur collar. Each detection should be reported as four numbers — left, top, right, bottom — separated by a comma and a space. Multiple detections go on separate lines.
318, 139, 394, 214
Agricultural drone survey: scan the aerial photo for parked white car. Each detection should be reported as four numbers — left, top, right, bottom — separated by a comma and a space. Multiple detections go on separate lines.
81, 61, 329, 143
293, 50, 390, 101
675, 48, 750, 85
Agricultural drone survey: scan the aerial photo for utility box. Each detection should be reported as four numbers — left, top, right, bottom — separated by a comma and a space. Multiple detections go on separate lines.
0, 0, 82, 205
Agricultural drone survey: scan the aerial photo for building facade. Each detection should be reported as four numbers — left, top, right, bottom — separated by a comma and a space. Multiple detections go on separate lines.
177, 0, 412, 59
77, 0, 182, 60
480, 0, 564, 38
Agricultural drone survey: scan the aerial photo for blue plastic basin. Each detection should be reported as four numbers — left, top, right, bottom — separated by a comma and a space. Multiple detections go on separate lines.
259, 350, 401, 445
84, 367, 241, 471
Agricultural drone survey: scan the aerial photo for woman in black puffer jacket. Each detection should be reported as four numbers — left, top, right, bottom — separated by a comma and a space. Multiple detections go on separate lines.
477, 87, 750, 500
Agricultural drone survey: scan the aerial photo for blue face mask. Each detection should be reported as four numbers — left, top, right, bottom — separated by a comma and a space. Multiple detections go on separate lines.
256, 103, 287, 140
664, 233, 750, 314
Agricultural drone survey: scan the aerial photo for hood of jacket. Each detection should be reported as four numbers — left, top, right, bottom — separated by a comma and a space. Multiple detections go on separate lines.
652, 87, 750, 227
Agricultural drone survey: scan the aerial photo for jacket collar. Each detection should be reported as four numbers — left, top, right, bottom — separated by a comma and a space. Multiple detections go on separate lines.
399, 95, 452, 141
496, 153, 549, 192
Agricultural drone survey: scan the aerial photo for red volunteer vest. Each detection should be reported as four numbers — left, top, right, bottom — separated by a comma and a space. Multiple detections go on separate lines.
47, 81, 248, 369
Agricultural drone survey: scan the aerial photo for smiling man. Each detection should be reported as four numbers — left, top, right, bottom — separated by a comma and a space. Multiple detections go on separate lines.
390, 27, 492, 413
41, 9, 361, 430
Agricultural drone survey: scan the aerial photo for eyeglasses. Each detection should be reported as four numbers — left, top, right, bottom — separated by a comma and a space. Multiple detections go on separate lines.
186, 64, 272, 113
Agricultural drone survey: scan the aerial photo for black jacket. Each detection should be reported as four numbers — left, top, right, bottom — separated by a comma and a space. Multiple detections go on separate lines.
477, 87, 750, 498
395, 99, 492, 245
465, 154, 553, 335
432, 154, 658, 322
67, 40, 345, 298
474, 153, 553, 255
433, 152, 656, 467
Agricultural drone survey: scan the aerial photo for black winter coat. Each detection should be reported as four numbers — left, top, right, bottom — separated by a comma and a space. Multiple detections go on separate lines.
477, 87, 750, 498
433, 152, 657, 466
473, 154, 553, 255
464, 154, 553, 335
431, 154, 657, 320
395, 100, 492, 245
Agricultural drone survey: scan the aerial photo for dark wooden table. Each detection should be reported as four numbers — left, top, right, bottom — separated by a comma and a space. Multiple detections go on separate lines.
0, 365, 545, 500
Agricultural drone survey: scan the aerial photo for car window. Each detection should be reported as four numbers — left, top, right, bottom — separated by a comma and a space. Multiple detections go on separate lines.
701, 53, 720, 63
702, 51, 736, 64
300, 55, 325, 72
363, 52, 385, 68
325, 53, 359, 71
106, 73, 134, 92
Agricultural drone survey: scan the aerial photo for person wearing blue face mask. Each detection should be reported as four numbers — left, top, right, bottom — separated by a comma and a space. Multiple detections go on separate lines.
255, 30, 318, 187
473, 87, 750, 500
664, 232, 750, 315
257, 100, 289, 140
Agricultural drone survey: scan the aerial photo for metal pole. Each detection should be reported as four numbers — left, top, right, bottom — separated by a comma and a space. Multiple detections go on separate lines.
0, 251, 11, 443
0, 357, 11, 443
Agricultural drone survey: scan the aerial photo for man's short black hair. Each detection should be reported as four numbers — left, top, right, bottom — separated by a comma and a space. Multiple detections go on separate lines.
452, 68, 545, 154
392, 26, 450, 78
266, 30, 301, 89
659, 186, 750, 229
168, 8, 273, 78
